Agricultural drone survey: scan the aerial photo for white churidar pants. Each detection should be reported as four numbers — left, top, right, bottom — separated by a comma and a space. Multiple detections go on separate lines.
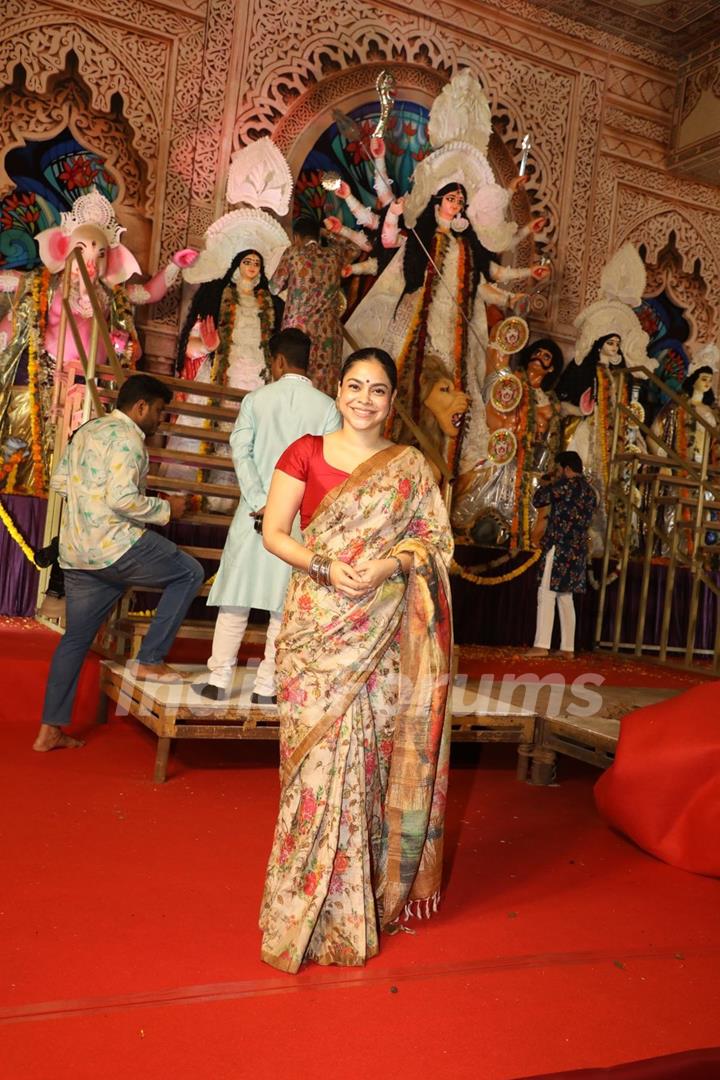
207, 606, 283, 695
533, 545, 576, 653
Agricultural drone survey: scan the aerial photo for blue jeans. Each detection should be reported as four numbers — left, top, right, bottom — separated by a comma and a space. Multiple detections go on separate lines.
41, 530, 204, 728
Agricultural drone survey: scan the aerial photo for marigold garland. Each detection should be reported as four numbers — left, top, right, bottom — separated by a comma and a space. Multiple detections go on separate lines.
676, 400, 695, 551
390, 227, 473, 477
0, 497, 38, 566
450, 548, 541, 585
0, 450, 26, 494
198, 283, 274, 467
509, 380, 532, 550
27, 269, 51, 495
449, 234, 471, 476
110, 285, 141, 367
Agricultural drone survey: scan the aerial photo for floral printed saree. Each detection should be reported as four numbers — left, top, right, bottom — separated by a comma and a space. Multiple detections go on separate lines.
259, 445, 454, 972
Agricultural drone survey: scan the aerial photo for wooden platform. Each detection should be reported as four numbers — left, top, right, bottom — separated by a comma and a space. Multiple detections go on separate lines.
98, 662, 681, 783
98, 662, 538, 783
529, 685, 680, 784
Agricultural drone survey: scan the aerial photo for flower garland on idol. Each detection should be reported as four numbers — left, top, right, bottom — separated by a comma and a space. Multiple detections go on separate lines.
198, 281, 274, 480
208, 281, 274, 390
391, 229, 473, 478
449, 235, 471, 477
596, 366, 628, 494
509, 379, 534, 551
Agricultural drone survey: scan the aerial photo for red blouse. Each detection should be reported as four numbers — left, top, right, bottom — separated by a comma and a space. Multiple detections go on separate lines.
275, 433, 349, 529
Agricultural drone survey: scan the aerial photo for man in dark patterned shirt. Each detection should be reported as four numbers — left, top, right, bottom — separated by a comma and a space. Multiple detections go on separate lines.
526, 450, 598, 659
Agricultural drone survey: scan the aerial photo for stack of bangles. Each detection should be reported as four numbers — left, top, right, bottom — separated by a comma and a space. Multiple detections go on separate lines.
308, 553, 333, 586
388, 555, 405, 579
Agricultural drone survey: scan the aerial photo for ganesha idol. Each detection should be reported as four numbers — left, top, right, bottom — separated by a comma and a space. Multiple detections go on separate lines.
0, 189, 196, 494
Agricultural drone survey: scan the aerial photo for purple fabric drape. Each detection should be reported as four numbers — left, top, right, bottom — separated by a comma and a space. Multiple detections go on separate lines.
0, 495, 46, 617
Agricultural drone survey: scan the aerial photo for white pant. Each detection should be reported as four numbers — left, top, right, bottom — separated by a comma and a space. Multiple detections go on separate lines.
206, 607, 282, 695
533, 546, 576, 652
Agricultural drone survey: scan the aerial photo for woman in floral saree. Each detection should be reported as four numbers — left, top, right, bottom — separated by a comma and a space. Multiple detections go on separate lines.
260, 348, 454, 972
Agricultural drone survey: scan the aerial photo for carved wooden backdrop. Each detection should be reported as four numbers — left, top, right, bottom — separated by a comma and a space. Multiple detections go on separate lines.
0, 0, 718, 369
0, 0, 237, 368
232, 0, 720, 355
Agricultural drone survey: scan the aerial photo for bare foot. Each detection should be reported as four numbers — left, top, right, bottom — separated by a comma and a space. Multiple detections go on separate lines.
525, 646, 549, 657
556, 650, 576, 660
33, 724, 85, 752
126, 661, 187, 684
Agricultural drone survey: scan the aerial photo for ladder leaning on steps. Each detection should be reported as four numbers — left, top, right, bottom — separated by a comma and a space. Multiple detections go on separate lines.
39, 248, 253, 657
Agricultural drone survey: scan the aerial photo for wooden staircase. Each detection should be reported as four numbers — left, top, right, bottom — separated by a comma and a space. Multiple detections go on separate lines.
92, 363, 249, 656
33, 248, 244, 652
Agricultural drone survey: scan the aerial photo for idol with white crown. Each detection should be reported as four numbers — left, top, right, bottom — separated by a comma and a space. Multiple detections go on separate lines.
556, 243, 656, 553
641, 343, 720, 554
345, 70, 551, 481
650, 343, 719, 467
0, 188, 197, 494
168, 139, 291, 509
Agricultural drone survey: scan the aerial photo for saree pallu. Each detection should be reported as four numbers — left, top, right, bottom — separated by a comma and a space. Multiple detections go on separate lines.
260, 445, 454, 972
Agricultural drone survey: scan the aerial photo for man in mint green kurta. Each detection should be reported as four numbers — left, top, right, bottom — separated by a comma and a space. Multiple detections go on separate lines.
198, 329, 340, 703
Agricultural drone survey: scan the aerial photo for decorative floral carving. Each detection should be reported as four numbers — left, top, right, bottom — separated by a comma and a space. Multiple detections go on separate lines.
586, 155, 720, 347
0, 68, 145, 210
606, 66, 675, 113
0, 13, 166, 208
556, 74, 602, 330
681, 59, 720, 122
604, 105, 670, 145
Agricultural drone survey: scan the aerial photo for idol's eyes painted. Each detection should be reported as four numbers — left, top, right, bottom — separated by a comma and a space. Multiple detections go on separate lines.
76, 240, 106, 257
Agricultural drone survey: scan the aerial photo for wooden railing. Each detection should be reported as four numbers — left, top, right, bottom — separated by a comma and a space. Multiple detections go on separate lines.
594, 366, 720, 674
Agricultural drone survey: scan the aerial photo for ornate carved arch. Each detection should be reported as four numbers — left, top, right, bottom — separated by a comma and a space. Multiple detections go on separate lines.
0, 61, 146, 211
0, 14, 164, 209
623, 209, 718, 348
235, 5, 567, 328
252, 58, 552, 319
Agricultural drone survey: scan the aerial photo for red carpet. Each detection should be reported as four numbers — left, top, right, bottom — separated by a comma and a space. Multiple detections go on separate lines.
2, 619, 720, 1079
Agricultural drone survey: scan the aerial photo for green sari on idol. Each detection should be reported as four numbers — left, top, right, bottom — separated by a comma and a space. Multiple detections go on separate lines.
259, 444, 454, 972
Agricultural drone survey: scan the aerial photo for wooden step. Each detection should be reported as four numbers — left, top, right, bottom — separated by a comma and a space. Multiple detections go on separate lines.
95, 365, 250, 403
148, 447, 237, 471
176, 545, 224, 560
615, 452, 720, 474
633, 472, 720, 492
181, 512, 235, 527
127, 581, 213, 597
100, 388, 239, 423
157, 422, 230, 444
146, 474, 240, 499
113, 617, 268, 644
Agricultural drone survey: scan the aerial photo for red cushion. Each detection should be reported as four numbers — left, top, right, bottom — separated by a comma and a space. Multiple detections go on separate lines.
594, 682, 720, 877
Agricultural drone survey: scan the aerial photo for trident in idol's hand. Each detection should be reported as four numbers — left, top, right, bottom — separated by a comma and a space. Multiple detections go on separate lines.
519, 134, 533, 177
372, 70, 397, 139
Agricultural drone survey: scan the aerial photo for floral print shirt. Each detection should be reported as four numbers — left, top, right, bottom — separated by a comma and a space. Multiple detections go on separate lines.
533, 474, 598, 593
51, 409, 170, 570
270, 237, 356, 397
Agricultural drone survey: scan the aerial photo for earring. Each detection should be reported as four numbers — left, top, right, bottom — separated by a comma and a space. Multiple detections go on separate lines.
451, 215, 469, 233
